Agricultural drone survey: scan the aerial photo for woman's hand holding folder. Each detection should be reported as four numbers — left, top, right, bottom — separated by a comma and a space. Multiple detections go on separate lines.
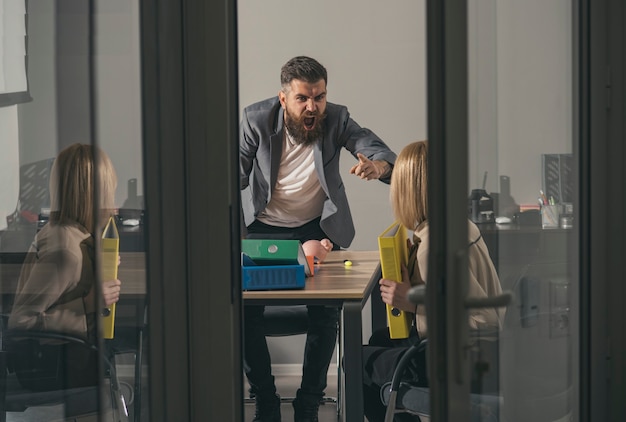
379, 265, 415, 314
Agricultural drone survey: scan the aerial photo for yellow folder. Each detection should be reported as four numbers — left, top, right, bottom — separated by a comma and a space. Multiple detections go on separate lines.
101, 216, 119, 339
377, 221, 412, 339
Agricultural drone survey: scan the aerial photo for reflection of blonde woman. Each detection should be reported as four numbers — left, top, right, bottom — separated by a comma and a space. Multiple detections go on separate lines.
9, 143, 121, 390
362, 141, 504, 422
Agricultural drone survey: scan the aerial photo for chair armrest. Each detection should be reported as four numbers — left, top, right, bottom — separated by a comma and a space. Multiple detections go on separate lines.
382, 339, 428, 422
386, 338, 428, 394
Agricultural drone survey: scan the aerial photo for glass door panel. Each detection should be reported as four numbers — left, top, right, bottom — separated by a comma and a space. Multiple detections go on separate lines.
459, 0, 578, 420
0, 1, 149, 420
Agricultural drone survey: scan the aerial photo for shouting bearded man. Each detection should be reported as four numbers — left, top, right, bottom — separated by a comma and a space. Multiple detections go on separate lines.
239, 55, 396, 422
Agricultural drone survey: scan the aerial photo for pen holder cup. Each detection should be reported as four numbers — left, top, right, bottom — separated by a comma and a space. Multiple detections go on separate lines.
541, 205, 560, 229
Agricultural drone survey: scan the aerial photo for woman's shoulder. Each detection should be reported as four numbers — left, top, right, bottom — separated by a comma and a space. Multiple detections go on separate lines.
37, 223, 90, 256
467, 219, 482, 241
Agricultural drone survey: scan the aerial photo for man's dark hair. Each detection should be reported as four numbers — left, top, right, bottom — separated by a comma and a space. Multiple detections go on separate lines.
280, 56, 328, 87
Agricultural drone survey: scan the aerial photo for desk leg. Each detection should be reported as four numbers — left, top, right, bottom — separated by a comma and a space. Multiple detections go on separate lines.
342, 301, 364, 422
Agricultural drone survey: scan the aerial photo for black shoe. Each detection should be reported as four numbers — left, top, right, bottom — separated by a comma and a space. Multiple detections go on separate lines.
292, 397, 320, 422
252, 393, 281, 422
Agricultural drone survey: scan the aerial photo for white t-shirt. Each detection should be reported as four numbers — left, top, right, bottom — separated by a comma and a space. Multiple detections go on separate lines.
256, 132, 327, 227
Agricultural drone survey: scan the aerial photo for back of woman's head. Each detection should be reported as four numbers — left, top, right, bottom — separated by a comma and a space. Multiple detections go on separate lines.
49, 143, 117, 233
390, 140, 428, 230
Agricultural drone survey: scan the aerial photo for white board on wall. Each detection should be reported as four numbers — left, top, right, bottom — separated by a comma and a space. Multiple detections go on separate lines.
0, 106, 20, 230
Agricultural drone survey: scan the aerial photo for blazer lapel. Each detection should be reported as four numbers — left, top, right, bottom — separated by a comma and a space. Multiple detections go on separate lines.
269, 112, 284, 189
314, 137, 329, 195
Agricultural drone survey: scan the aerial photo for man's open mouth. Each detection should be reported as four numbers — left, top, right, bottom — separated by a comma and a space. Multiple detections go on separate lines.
303, 116, 316, 131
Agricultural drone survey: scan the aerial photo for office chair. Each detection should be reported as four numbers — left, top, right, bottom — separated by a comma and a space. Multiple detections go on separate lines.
245, 305, 342, 415
380, 333, 501, 422
381, 285, 505, 422
0, 252, 143, 422
0, 328, 130, 422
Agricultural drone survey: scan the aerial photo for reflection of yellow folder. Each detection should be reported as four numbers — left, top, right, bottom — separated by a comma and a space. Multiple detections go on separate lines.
378, 221, 412, 339
101, 216, 119, 339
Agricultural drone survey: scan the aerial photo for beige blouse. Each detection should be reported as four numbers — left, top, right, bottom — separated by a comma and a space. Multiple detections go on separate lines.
410, 220, 504, 338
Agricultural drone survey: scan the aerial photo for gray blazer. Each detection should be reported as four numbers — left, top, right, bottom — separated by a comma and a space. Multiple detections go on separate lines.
240, 96, 396, 248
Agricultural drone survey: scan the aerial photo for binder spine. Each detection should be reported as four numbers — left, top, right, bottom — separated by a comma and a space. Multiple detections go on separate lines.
101, 217, 119, 339
378, 223, 412, 339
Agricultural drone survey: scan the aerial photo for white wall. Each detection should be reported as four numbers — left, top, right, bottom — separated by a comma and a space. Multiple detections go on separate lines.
94, 0, 143, 207
0, 106, 20, 231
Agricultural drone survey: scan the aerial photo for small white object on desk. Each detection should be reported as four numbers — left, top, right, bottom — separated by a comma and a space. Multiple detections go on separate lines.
495, 216, 512, 224
122, 218, 140, 226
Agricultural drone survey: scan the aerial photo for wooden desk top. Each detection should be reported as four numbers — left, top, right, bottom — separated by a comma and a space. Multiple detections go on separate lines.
242, 250, 381, 301
2, 250, 381, 300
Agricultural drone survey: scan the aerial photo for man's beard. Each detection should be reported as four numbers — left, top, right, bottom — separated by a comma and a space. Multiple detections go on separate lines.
284, 109, 326, 146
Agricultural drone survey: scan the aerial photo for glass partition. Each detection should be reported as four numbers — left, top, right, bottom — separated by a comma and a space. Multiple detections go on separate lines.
466, 1, 577, 420
0, 1, 147, 420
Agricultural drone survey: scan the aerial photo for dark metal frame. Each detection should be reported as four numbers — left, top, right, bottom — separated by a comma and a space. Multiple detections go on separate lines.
140, 0, 242, 421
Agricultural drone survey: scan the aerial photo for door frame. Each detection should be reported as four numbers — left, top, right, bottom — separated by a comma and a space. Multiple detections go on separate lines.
139, 1, 243, 421
425, 0, 471, 420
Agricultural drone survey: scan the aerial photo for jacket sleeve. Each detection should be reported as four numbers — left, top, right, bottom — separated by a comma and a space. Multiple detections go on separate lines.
336, 108, 397, 183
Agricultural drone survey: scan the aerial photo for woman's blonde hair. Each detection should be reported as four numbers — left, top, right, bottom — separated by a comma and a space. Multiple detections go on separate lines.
390, 141, 428, 230
49, 143, 117, 233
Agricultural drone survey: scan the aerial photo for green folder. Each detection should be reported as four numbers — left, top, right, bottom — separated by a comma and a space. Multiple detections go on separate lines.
241, 239, 311, 276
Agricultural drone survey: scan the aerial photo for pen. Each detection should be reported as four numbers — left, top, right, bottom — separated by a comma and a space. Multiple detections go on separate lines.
539, 189, 548, 205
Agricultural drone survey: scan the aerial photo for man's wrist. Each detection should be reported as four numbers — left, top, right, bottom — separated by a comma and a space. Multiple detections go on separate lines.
376, 161, 392, 178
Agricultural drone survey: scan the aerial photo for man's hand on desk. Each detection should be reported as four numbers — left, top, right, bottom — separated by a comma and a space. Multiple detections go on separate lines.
379, 265, 414, 313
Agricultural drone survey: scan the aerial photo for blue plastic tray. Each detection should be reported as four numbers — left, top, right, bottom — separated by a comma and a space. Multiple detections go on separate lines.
242, 264, 305, 290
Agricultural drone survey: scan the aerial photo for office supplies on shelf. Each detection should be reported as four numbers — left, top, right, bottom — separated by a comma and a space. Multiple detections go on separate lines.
101, 216, 119, 339
542, 153, 574, 204
378, 222, 412, 339
468, 189, 495, 223
541, 205, 560, 229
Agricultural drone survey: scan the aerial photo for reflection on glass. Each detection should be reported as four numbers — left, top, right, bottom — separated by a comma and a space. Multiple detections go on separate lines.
468, 0, 576, 420
0, 1, 146, 420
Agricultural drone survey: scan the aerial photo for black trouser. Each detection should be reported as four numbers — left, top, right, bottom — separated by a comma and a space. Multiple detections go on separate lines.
244, 304, 339, 399
244, 218, 340, 400
362, 327, 427, 422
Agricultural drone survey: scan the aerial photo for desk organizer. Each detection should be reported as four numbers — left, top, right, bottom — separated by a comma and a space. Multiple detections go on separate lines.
241, 253, 305, 290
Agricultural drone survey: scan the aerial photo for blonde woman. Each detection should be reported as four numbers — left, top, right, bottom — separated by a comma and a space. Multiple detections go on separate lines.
362, 141, 504, 421
8, 143, 121, 390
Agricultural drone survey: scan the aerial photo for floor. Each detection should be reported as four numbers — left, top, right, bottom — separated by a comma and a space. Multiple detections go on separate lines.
4, 369, 424, 422
243, 373, 341, 422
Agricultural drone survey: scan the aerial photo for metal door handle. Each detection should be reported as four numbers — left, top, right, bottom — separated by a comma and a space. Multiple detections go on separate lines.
407, 280, 513, 308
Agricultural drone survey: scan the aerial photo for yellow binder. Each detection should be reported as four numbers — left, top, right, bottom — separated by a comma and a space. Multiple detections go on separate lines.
377, 221, 412, 339
101, 216, 119, 339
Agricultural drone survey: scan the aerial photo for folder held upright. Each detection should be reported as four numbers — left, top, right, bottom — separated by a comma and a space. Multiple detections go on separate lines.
101, 216, 119, 339
377, 221, 412, 339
